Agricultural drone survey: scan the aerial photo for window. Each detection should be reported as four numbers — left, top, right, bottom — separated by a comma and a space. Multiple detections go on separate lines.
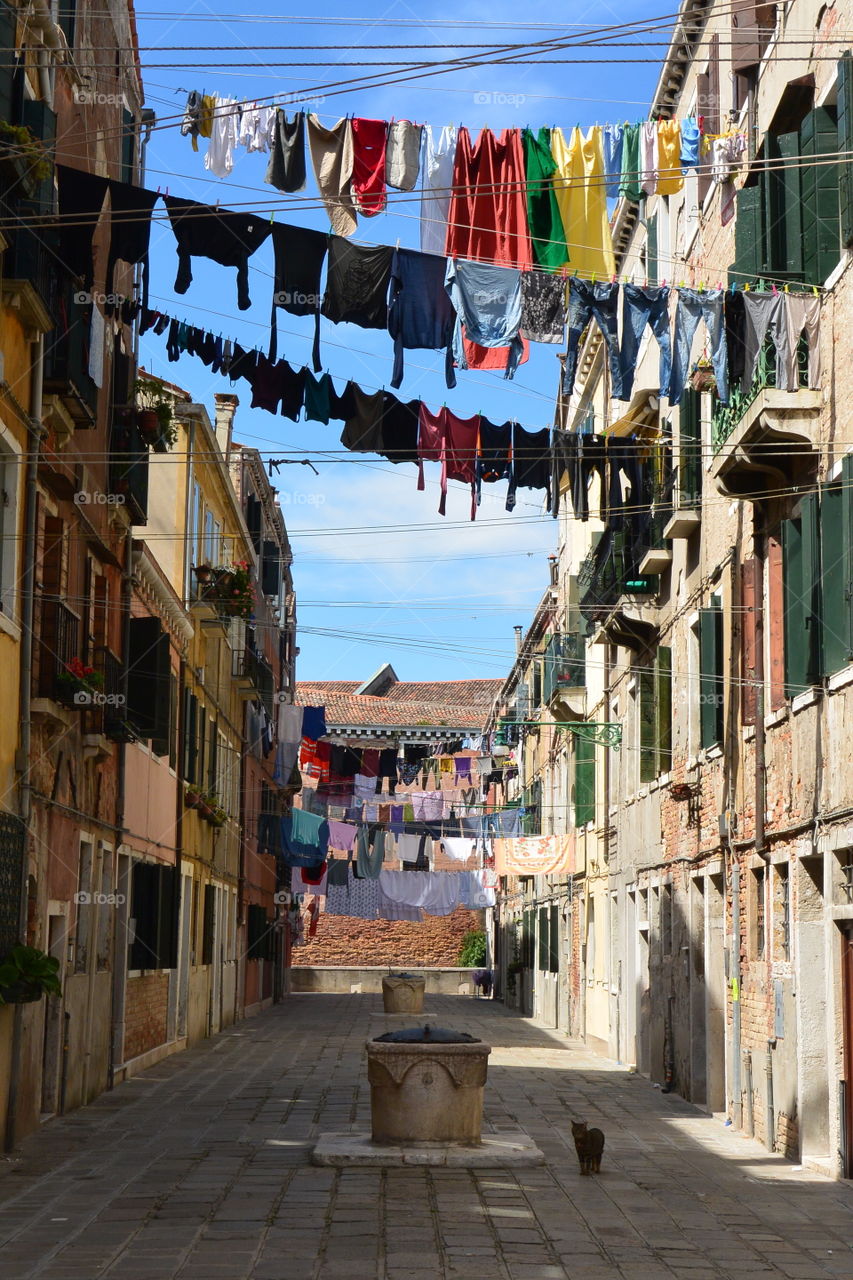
95, 851, 113, 971
127, 616, 172, 746
74, 840, 95, 973
750, 866, 766, 958
699, 601, 724, 748
549, 904, 560, 974
573, 736, 595, 827
782, 470, 853, 696
841, 52, 853, 249
733, 102, 842, 284
661, 884, 673, 955
639, 646, 672, 781
129, 861, 178, 970
774, 864, 791, 961
0, 427, 21, 619
678, 390, 702, 511
247, 903, 274, 960
204, 509, 216, 566
201, 883, 216, 965
538, 906, 550, 972
586, 898, 596, 982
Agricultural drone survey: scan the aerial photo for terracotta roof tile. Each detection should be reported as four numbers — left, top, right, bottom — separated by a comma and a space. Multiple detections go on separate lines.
296, 677, 501, 731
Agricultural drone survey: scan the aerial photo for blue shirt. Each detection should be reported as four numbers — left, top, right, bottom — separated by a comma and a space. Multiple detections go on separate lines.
281, 808, 329, 867
388, 248, 456, 389
680, 118, 701, 170
445, 259, 524, 380
603, 124, 624, 198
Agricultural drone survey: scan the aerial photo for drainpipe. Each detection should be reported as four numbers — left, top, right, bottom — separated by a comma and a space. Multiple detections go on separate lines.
108, 527, 134, 1087
753, 511, 767, 863
27, 0, 69, 108
5, 336, 46, 1152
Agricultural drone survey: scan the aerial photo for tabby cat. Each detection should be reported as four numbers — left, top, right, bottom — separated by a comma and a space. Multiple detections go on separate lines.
571, 1119, 605, 1174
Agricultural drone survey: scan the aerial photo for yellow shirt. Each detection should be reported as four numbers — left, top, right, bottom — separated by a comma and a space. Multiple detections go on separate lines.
550, 125, 615, 280
656, 120, 684, 195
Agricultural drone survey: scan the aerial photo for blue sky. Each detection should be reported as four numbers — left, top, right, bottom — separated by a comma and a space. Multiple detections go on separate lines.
135, 1, 665, 684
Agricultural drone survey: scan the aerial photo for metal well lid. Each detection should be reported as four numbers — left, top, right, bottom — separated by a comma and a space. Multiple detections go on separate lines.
386, 971, 423, 980
373, 1024, 481, 1044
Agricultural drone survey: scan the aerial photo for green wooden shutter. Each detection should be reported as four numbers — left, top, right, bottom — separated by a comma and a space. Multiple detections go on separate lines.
657, 646, 673, 773
821, 486, 848, 676
638, 660, 657, 783
679, 389, 702, 509
771, 131, 803, 280
538, 907, 550, 970
800, 107, 841, 284
733, 183, 764, 283
646, 213, 658, 286
782, 516, 807, 697
549, 904, 559, 973
574, 736, 596, 827
127, 616, 171, 743
802, 493, 823, 686
201, 884, 215, 965
840, 53, 853, 248
844, 456, 853, 662
699, 605, 724, 748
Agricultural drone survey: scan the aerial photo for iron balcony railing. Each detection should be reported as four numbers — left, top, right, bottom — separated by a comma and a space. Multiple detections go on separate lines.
542, 633, 585, 705
93, 645, 132, 739
712, 333, 811, 453
109, 408, 149, 524
232, 646, 276, 718
578, 529, 655, 624
37, 599, 79, 699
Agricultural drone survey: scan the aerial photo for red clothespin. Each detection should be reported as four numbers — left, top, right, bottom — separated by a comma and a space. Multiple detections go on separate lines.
771, 283, 778, 295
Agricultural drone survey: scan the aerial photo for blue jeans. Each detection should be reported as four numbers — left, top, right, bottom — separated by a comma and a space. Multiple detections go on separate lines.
669, 288, 729, 406
619, 284, 672, 401
562, 279, 622, 398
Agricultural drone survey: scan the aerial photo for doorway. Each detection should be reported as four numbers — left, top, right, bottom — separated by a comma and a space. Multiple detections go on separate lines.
841, 924, 853, 1176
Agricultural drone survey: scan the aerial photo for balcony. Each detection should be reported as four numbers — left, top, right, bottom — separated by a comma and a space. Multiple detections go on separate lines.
637, 510, 673, 577
232, 646, 275, 714
663, 464, 701, 540
578, 530, 658, 651
33, 599, 79, 727
543, 633, 585, 717
710, 349, 821, 499
0, 222, 56, 339
109, 408, 149, 524
93, 645, 135, 742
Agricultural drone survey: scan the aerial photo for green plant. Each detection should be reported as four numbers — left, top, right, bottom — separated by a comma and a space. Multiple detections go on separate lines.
134, 377, 177, 450
0, 120, 53, 182
210, 561, 254, 619
458, 929, 487, 968
0, 945, 62, 1004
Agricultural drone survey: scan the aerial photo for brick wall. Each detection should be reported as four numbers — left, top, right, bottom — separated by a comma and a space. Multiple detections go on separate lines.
124, 973, 169, 1062
294, 907, 484, 968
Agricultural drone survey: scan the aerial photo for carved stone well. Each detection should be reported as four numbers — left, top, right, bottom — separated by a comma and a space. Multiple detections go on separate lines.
367, 1025, 491, 1145
381, 971, 426, 1014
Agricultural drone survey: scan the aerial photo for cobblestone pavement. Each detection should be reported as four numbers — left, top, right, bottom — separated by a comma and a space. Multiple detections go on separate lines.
3, 994, 853, 1280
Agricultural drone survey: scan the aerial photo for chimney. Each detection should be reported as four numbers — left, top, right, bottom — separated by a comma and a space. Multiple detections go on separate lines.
514, 625, 523, 654
213, 393, 238, 454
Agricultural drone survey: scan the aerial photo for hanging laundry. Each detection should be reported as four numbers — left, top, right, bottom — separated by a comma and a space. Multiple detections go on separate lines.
164, 196, 271, 311
445, 127, 533, 270
377, 869, 460, 917
420, 124, 457, 256
291, 863, 329, 895
458, 869, 496, 908
238, 100, 275, 154
522, 126, 568, 270
669, 288, 729, 405
440, 837, 476, 863
619, 123, 644, 202
602, 123, 624, 198
445, 259, 524, 379
322, 237, 393, 329
782, 294, 820, 390
476, 419, 513, 509
377, 395, 420, 465
350, 117, 388, 216
356, 824, 387, 879
307, 113, 357, 237
655, 118, 683, 194
680, 117, 701, 170
520, 271, 567, 345
204, 97, 239, 178
328, 820, 357, 852
739, 292, 789, 391
265, 110, 307, 192
388, 247, 456, 389
552, 430, 608, 521
551, 125, 615, 279
619, 284, 672, 401
340, 386, 386, 453
562, 277, 622, 397
639, 120, 658, 196
301, 705, 327, 739
377, 888, 422, 922
302, 371, 335, 424
181, 90, 203, 152
386, 120, 423, 191
417, 406, 480, 520
280, 807, 329, 867
510, 424, 552, 510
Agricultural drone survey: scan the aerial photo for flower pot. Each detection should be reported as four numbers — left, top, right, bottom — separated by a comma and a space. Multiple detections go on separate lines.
137, 408, 160, 443
185, 790, 201, 810
0, 980, 44, 1004
198, 801, 214, 820
690, 367, 716, 393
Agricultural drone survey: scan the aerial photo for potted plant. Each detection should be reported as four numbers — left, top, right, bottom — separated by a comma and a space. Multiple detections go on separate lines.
0, 945, 62, 1005
185, 786, 202, 810
209, 805, 228, 829
689, 357, 716, 394
0, 121, 53, 194
134, 377, 177, 452
212, 561, 254, 620
56, 657, 105, 707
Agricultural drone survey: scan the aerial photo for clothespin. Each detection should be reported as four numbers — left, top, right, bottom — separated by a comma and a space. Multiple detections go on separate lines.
744, 282, 750, 292
270, 211, 275, 224
591, 271, 596, 284
699, 280, 705, 292
771, 283, 778, 296
716, 281, 722, 290
661, 278, 667, 288
784, 283, 789, 293
812, 284, 819, 296
611, 274, 617, 284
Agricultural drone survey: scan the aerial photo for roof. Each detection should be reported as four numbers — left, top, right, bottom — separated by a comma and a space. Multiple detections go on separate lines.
296, 676, 502, 732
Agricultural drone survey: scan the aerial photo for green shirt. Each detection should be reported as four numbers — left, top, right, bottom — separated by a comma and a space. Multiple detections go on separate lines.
522, 127, 569, 270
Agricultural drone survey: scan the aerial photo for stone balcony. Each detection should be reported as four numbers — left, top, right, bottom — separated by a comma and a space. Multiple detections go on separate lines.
710, 378, 822, 499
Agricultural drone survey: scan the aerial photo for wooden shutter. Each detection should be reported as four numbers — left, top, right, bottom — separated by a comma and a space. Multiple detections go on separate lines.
802, 493, 823, 686
127, 616, 171, 742
538, 907, 549, 971
769, 131, 803, 279
800, 107, 842, 283
731, 0, 761, 73
208, 719, 218, 794
782, 516, 806, 697
155, 866, 179, 969
574, 736, 595, 827
679, 389, 702, 509
699, 605, 724, 748
820, 486, 848, 677
129, 862, 156, 970
646, 213, 658, 286
638, 659, 657, 783
201, 884, 215, 965
840, 53, 853, 248
261, 541, 281, 598
197, 699, 206, 788
657, 646, 672, 772
741, 558, 758, 724
767, 533, 786, 709
549, 904, 559, 973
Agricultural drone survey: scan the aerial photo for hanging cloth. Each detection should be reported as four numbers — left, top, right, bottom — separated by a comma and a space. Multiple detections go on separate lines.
551, 125, 615, 279
265, 110, 307, 192
269, 222, 328, 367
619, 122, 644, 202
520, 271, 567, 345
386, 120, 423, 191
639, 120, 658, 196
655, 119, 684, 194
445, 127, 533, 269
350, 117, 388, 216
602, 123, 624, 198
445, 259, 525, 380
388, 247, 456, 390
321, 236, 393, 329
522, 126, 568, 270
164, 196, 271, 311
420, 124, 457, 256
306, 114, 357, 237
